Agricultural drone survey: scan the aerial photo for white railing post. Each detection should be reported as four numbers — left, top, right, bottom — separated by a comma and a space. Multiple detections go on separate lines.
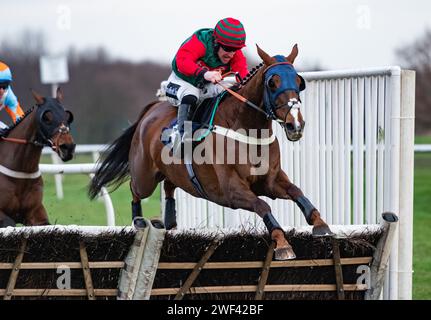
51, 152, 64, 199
388, 67, 401, 300
398, 70, 415, 300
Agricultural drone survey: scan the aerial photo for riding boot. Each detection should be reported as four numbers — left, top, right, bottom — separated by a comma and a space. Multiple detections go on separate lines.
172, 103, 191, 157
177, 103, 190, 135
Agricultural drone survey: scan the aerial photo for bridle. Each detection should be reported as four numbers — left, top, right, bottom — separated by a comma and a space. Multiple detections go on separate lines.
1, 106, 72, 151
219, 58, 304, 125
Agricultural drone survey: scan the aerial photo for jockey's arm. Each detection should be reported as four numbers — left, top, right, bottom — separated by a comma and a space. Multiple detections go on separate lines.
175, 35, 208, 79
4, 89, 24, 123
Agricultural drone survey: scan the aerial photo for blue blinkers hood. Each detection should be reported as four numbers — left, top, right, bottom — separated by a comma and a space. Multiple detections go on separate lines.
263, 55, 306, 118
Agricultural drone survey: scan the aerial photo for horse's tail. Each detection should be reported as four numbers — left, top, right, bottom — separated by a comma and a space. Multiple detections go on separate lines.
88, 102, 157, 200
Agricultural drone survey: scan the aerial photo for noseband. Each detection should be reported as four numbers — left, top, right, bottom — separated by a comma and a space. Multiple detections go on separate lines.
37, 123, 71, 150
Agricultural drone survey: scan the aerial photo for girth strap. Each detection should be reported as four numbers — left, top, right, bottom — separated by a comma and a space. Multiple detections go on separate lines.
185, 161, 208, 199
212, 125, 276, 145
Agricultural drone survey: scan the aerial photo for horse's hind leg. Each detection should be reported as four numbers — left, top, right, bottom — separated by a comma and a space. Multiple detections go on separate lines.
130, 177, 158, 229
163, 179, 177, 230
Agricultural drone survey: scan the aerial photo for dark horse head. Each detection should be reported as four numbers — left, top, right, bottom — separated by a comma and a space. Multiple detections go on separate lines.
0, 88, 75, 227
32, 88, 75, 161
257, 44, 306, 141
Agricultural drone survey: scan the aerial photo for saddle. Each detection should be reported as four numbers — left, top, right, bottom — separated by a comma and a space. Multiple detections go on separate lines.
160, 92, 228, 147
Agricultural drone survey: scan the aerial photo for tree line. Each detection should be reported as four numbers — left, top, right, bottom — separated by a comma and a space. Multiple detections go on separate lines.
0, 32, 170, 143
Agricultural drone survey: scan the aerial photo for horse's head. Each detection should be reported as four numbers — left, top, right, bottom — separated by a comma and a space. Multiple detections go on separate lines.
257, 44, 306, 142
32, 88, 76, 161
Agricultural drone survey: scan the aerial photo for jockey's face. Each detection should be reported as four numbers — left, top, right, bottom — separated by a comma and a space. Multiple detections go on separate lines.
0, 86, 6, 99
217, 45, 237, 64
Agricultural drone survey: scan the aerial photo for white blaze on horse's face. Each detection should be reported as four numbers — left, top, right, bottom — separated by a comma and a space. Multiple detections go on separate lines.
289, 99, 302, 131
284, 97, 305, 142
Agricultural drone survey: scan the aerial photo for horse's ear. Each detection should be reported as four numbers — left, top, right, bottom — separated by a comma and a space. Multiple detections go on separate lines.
56, 86, 64, 102
286, 44, 299, 64
256, 44, 274, 65
31, 89, 45, 105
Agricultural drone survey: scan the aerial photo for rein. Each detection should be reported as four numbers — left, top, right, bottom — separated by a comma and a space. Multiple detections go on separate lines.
216, 81, 269, 118
0, 123, 71, 150
1, 137, 29, 144
1, 135, 52, 148
218, 62, 298, 123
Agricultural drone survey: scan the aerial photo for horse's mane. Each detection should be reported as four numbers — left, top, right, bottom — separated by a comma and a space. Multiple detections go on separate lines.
2, 106, 35, 137
240, 62, 265, 87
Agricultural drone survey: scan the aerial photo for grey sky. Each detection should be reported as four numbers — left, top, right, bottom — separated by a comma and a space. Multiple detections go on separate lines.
2, 0, 431, 70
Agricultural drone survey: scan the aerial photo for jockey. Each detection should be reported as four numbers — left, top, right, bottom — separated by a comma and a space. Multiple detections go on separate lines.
163, 17, 249, 151
0, 61, 24, 132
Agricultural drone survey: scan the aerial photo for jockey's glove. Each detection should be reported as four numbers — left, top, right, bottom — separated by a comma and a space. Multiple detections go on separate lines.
204, 70, 222, 84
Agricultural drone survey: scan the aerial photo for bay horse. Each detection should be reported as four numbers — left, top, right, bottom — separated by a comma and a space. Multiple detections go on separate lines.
89, 45, 332, 260
0, 89, 75, 227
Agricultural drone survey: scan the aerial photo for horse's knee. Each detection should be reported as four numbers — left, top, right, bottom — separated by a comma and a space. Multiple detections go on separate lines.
252, 199, 271, 215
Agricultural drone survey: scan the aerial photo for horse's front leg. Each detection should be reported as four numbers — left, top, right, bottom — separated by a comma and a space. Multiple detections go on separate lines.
228, 184, 296, 260
272, 171, 333, 237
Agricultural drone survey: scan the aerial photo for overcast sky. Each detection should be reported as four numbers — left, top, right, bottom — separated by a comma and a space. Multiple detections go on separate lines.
2, 0, 430, 70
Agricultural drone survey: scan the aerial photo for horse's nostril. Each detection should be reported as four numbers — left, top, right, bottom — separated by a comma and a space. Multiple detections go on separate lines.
285, 123, 294, 131
60, 143, 76, 153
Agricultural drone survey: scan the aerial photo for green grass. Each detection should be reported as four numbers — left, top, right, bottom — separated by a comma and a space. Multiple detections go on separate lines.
415, 136, 431, 144
413, 152, 431, 299
40, 154, 161, 226
37, 143, 431, 299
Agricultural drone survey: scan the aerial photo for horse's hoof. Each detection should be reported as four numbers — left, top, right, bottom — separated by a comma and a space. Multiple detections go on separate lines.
312, 224, 334, 237
164, 221, 177, 230
151, 219, 165, 229
274, 246, 296, 260
132, 217, 147, 230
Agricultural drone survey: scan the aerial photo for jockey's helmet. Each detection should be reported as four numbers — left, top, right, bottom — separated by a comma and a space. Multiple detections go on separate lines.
0, 62, 12, 85
214, 17, 246, 49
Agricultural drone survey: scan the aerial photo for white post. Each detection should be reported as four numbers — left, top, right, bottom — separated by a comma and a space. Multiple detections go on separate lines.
388, 67, 401, 300
51, 83, 64, 200
366, 212, 399, 300
398, 70, 415, 300
89, 173, 116, 226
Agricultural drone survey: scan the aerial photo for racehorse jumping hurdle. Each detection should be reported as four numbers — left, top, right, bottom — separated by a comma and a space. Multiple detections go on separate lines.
0, 213, 397, 300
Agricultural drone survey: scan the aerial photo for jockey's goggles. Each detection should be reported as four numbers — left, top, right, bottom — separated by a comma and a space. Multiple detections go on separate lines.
219, 44, 239, 53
